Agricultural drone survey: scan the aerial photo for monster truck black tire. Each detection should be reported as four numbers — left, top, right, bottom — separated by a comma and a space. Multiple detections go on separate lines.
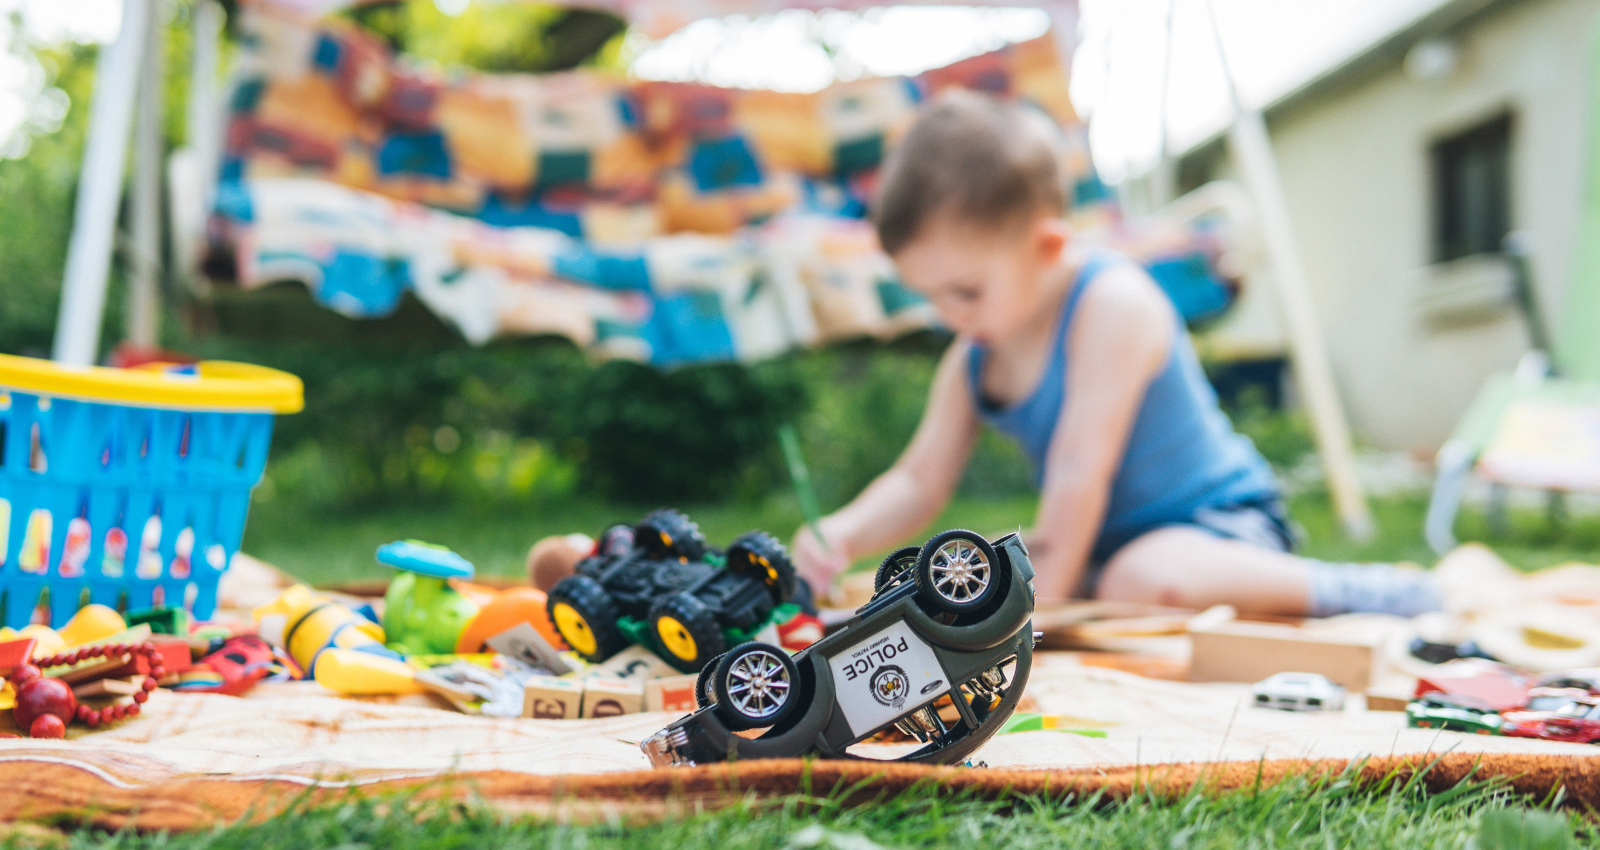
872, 546, 921, 595
726, 530, 798, 603
648, 592, 726, 673
634, 509, 708, 561
695, 651, 727, 708
711, 642, 801, 731
914, 529, 1001, 615
594, 524, 635, 558
547, 575, 628, 663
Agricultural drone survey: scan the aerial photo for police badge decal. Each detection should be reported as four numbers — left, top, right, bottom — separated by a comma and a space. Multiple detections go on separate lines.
870, 664, 909, 710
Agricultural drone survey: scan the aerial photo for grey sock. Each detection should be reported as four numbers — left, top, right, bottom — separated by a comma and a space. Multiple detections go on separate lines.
1307, 561, 1442, 618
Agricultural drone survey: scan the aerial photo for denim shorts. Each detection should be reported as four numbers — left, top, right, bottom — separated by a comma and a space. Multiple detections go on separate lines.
1079, 498, 1295, 597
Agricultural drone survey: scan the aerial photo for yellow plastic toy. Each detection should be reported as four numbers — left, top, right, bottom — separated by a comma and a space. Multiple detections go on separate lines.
253, 584, 396, 676
56, 605, 127, 647
312, 648, 424, 695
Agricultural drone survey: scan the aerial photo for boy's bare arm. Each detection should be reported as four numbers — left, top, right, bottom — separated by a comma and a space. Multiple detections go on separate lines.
793, 342, 981, 584
1029, 267, 1172, 600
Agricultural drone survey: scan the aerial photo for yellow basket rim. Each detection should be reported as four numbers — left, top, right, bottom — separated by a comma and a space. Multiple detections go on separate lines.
0, 354, 304, 414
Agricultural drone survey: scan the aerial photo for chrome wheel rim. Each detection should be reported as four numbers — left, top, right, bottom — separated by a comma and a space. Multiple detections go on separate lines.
726, 649, 791, 720
929, 539, 990, 604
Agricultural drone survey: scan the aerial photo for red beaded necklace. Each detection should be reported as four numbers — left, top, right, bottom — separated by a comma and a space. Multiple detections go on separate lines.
25, 642, 166, 728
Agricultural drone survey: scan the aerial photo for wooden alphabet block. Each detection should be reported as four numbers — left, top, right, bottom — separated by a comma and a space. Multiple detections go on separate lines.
580, 676, 644, 718
591, 645, 679, 682
522, 675, 584, 720
1189, 620, 1378, 691
645, 673, 701, 714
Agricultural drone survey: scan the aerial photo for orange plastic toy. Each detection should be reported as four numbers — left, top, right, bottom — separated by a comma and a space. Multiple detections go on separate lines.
454, 586, 566, 653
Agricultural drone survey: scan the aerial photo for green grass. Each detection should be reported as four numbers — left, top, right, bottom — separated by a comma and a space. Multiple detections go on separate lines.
247, 484, 1600, 587
30, 750, 1590, 850
243, 493, 1041, 587
12, 767, 1595, 849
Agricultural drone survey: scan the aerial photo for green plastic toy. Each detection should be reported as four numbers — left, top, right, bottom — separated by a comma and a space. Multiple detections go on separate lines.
378, 540, 480, 656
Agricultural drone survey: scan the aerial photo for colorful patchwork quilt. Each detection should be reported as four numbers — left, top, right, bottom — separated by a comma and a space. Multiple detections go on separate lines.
213, 6, 1231, 364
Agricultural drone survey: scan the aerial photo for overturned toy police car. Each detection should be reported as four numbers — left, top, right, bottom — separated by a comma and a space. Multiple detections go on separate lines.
641, 529, 1036, 766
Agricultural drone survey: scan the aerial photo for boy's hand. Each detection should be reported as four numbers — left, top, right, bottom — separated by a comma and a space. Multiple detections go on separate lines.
791, 520, 850, 595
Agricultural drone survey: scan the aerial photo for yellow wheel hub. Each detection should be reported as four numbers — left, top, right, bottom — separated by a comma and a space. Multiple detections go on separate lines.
656, 615, 699, 662
552, 602, 598, 657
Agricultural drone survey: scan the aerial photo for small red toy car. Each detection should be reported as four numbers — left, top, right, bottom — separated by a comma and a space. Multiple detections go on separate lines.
1502, 696, 1600, 744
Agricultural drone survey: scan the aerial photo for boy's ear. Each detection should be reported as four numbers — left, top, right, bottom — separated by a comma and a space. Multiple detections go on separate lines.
1033, 217, 1069, 263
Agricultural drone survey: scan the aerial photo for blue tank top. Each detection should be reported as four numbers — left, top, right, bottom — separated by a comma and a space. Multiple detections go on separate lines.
967, 253, 1280, 556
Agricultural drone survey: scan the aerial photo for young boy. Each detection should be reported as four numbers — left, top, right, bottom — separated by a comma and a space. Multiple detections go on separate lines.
790, 91, 1438, 617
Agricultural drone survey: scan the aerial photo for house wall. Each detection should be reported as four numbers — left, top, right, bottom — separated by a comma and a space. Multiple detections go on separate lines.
1242, 0, 1596, 450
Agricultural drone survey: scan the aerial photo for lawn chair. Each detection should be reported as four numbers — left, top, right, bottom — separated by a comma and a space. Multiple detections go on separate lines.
1423, 234, 1600, 553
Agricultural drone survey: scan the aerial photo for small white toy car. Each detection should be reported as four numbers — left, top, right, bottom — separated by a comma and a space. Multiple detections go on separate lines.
1251, 672, 1346, 712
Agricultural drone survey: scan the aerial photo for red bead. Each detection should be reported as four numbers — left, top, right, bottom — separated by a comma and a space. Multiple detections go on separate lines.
9, 664, 39, 686
29, 714, 65, 739
84, 711, 100, 728
66, 651, 82, 666
140, 642, 155, 654
131, 690, 148, 704
148, 666, 165, 679
126, 703, 140, 717
87, 646, 103, 658
141, 677, 158, 692
75, 704, 92, 720
13, 678, 76, 730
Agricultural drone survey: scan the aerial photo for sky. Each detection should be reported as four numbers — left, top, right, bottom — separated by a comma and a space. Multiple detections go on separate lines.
0, 0, 1451, 180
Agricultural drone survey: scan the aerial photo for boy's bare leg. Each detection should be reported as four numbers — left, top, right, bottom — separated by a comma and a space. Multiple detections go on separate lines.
1094, 526, 1313, 616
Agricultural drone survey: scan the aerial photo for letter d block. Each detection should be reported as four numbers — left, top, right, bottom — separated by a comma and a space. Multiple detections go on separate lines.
523, 675, 584, 720
581, 676, 645, 718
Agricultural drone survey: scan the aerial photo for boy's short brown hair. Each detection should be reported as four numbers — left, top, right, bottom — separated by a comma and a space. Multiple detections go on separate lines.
873, 90, 1066, 255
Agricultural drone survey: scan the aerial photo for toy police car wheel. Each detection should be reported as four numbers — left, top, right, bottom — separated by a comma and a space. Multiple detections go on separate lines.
635, 509, 708, 561
915, 530, 999, 614
696, 651, 727, 708
873, 546, 920, 595
547, 576, 628, 663
712, 642, 800, 731
726, 531, 798, 603
649, 592, 726, 673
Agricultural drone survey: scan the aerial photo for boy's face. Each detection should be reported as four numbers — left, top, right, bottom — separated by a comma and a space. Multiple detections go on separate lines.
891, 214, 1068, 346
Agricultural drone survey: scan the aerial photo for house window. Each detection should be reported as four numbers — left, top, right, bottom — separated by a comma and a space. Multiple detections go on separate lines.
1432, 113, 1512, 262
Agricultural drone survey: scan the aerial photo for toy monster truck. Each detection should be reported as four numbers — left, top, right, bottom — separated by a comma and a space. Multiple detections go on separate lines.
641, 529, 1037, 766
546, 509, 800, 673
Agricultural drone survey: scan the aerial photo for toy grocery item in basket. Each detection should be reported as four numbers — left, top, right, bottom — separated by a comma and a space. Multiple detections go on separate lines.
0, 354, 302, 627
546, 509, 801, 673
642, 530, 1037, 767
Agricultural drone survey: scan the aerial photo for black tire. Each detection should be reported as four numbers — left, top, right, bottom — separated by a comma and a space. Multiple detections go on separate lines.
873, 546, 920, 594
711, 642, 801, 731
546, 575, 628, 663
634, 509, 707, 561
695, 651, 726, 708
648, 592, 726, 673
594, 524, 635, 558
725, 531, 797, 604
914, 529, 1001, 615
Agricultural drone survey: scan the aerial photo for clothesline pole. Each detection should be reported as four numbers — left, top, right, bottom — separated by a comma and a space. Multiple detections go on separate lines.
1201, 0, 1374, 540
53, 0, 151, 366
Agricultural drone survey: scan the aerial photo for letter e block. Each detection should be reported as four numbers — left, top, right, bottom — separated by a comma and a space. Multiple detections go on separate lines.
523, 675, 584, 720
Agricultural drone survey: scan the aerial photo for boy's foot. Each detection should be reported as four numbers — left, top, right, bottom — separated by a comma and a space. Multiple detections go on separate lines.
1307, 561, 1442, 618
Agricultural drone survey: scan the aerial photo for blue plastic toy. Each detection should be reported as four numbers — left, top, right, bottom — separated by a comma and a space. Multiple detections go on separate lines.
0, 356, 302, 628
